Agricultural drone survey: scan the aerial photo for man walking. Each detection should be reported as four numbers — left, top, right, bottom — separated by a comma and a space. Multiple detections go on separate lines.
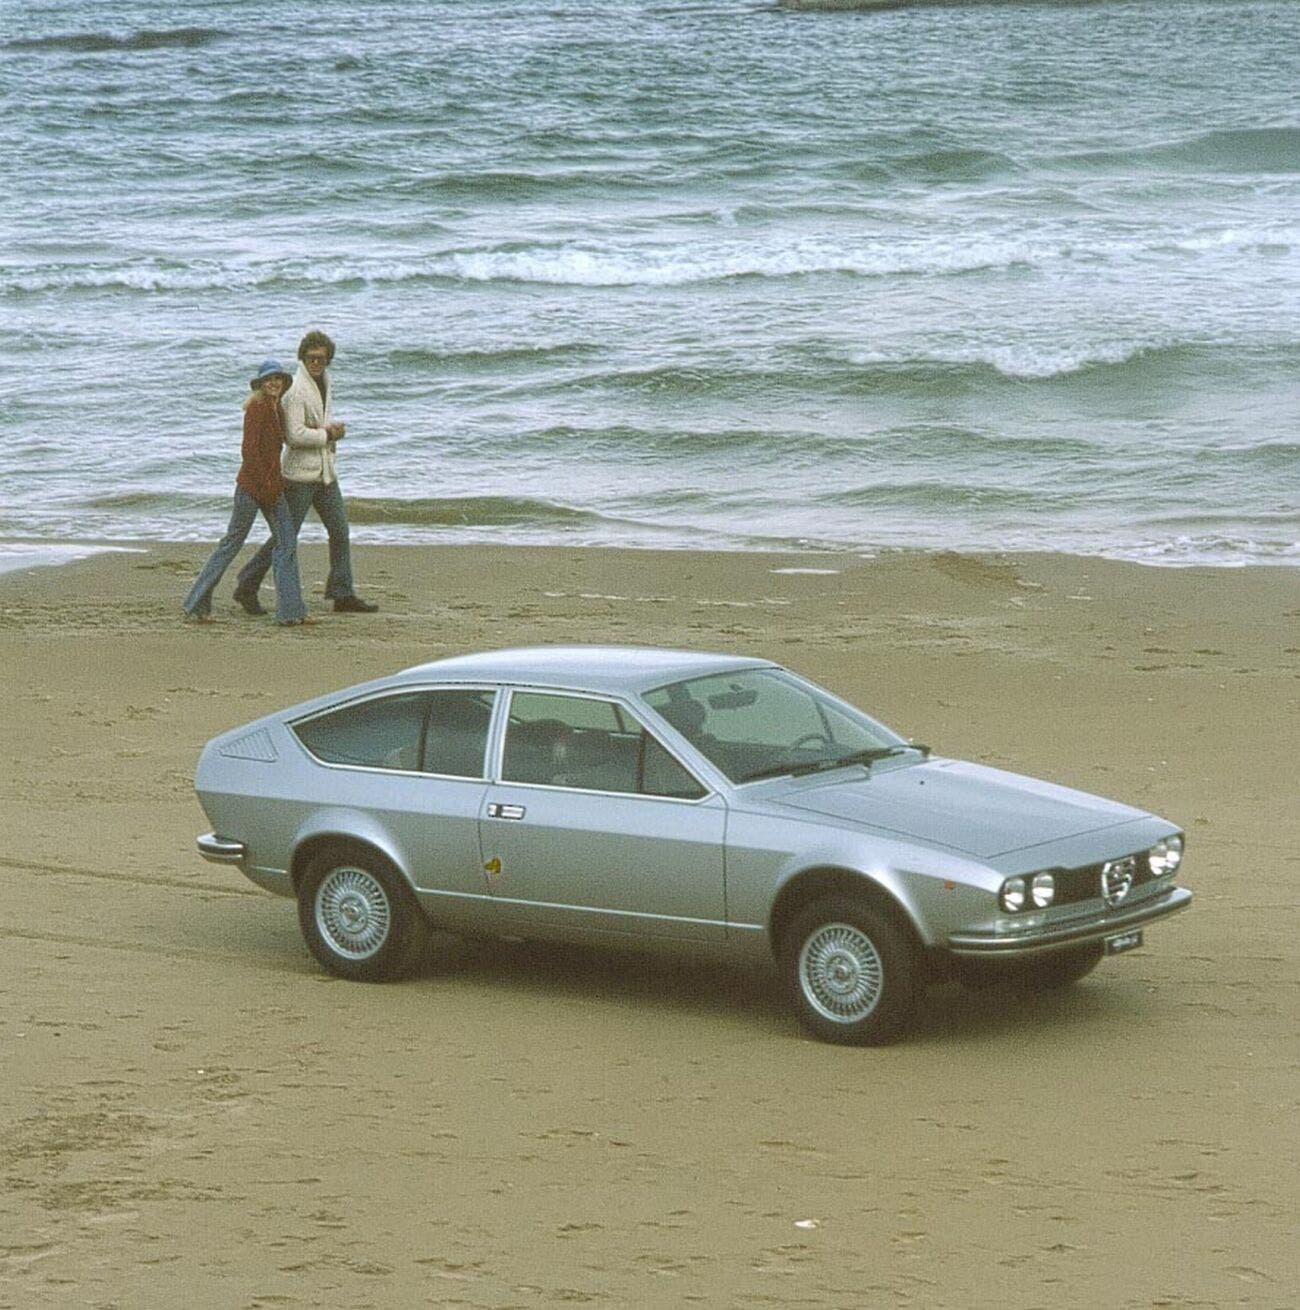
234, 330, 377, 615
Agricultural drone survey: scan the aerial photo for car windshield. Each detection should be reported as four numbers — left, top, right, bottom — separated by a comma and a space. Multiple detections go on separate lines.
643, 668, 917, 785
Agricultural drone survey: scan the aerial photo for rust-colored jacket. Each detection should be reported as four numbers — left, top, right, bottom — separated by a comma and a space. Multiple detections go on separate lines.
235, 393, 287, 510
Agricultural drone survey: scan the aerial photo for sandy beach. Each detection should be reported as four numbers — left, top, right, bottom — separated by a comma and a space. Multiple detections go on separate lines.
1, 541, 1296, 1308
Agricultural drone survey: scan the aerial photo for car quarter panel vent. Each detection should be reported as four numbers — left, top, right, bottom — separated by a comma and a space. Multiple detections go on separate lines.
219, 728, 278, 763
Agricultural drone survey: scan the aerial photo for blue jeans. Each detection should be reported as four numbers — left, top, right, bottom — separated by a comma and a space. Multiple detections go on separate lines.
236, 479, 355, 602
183, 489, 307, 624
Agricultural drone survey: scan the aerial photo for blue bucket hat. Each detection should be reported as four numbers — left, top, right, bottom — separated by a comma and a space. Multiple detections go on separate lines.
249, 359, 293, 391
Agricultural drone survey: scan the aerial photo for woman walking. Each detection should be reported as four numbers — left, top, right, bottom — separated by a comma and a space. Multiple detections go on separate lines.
234, 330, 377, 615
182, 360, 311, 626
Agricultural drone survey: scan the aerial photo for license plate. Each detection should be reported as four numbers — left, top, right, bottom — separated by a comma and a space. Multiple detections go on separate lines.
1105, 929, 1143, 955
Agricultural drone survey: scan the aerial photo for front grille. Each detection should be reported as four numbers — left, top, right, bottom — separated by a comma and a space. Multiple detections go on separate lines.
1052, 851, 1155, 906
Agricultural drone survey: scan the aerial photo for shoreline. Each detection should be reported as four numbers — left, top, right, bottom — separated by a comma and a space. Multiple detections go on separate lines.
4, 539, 1296, 700
2, 532, 1298, 583
0, 541, 148, 578
3, 540, 1296, 1305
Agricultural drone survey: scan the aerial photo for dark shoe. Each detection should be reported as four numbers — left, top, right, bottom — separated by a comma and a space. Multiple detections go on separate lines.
333, 595, 378, 614
233, 588, 266, 616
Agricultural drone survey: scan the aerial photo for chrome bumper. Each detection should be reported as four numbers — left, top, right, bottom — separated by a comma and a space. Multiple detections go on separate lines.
947, 885, 1192, 957
197, 832, 247, 865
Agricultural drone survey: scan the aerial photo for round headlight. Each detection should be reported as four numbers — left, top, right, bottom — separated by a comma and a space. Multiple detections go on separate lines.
1000, 876, 1027, 913
1149, 836, 1184, 877
1031, 872, 1056, 908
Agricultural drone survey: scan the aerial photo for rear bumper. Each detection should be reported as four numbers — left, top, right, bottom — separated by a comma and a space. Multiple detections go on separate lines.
197, 832, 247, 865
946, 885, 1192, 957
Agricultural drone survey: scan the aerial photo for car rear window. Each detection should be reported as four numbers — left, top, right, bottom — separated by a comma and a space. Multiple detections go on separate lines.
293, 690, 493, 778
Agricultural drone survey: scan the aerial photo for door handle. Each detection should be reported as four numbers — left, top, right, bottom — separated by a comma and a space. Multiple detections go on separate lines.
487, 803, 526, 820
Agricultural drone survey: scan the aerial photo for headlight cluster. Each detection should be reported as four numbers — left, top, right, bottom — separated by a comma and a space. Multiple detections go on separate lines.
1149, 835, 1184, 877
999, 871, 1055, 913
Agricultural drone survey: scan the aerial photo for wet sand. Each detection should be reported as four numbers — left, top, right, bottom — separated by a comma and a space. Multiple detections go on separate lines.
1, 543, 1296, 1308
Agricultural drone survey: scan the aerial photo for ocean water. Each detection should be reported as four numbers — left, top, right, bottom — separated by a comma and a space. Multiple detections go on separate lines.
1, 0, 1297, 566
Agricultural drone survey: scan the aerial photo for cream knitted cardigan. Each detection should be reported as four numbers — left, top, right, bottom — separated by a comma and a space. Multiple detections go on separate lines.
281, 362, 340, 485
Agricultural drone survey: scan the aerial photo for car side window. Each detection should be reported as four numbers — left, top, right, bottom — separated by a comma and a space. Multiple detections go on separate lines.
640, 733, 707, 800
502, 691, 705, 799
421, 690, 494, 779
293, 693, 429, 771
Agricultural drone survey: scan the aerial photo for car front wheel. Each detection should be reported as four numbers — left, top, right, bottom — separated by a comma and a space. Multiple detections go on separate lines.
781, 898, 917, 1045
297, 846, 430, 982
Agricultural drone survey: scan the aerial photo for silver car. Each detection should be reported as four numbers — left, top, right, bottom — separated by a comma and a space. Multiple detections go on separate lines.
195, 646, 1191, 1044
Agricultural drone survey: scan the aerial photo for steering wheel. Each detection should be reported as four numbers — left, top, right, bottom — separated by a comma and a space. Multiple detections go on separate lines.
789, 732, 831, 754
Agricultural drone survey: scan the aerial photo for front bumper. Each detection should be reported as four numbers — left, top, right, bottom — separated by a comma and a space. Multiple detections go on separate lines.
946, 885, 1192, 958
197, 832, 247, 865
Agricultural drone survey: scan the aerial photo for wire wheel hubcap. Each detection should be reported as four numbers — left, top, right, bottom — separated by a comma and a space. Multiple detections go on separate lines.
799, 922, 884, 1023
315, 866, 391, 960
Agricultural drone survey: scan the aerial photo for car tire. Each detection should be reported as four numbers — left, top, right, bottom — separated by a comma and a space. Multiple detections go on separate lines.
781, 898, 917, 1045
297, 845, 430, 982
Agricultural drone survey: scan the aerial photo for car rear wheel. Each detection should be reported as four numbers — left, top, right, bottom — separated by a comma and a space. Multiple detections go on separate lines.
297, 846, 430, 982
781, 898, 916, 1045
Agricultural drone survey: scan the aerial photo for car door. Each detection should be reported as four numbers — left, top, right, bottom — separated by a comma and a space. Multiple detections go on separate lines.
478, 688, 727, 943
290, 686, 498, 931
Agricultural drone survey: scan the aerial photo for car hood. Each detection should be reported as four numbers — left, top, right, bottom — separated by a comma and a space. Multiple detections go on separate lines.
770, 758, 1147, 859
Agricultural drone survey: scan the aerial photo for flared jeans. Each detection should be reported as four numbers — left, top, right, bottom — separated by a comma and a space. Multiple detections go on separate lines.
236, 478, 355, 603
183, 488, 307, 624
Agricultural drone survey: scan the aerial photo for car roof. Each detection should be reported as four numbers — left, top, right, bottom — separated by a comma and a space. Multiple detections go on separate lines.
392, 645, 777, 696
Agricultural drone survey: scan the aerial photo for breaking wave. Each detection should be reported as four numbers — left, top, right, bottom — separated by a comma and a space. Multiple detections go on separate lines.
5, 27, 227, 53
6, 216, 1293, 298
343, 495, 608, 530
383, 342, 601, 371
1057, 126, 1300, 175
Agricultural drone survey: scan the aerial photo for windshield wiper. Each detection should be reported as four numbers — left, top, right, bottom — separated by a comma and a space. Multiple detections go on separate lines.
835, 743, 930, 768
737, 742, 930, 785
